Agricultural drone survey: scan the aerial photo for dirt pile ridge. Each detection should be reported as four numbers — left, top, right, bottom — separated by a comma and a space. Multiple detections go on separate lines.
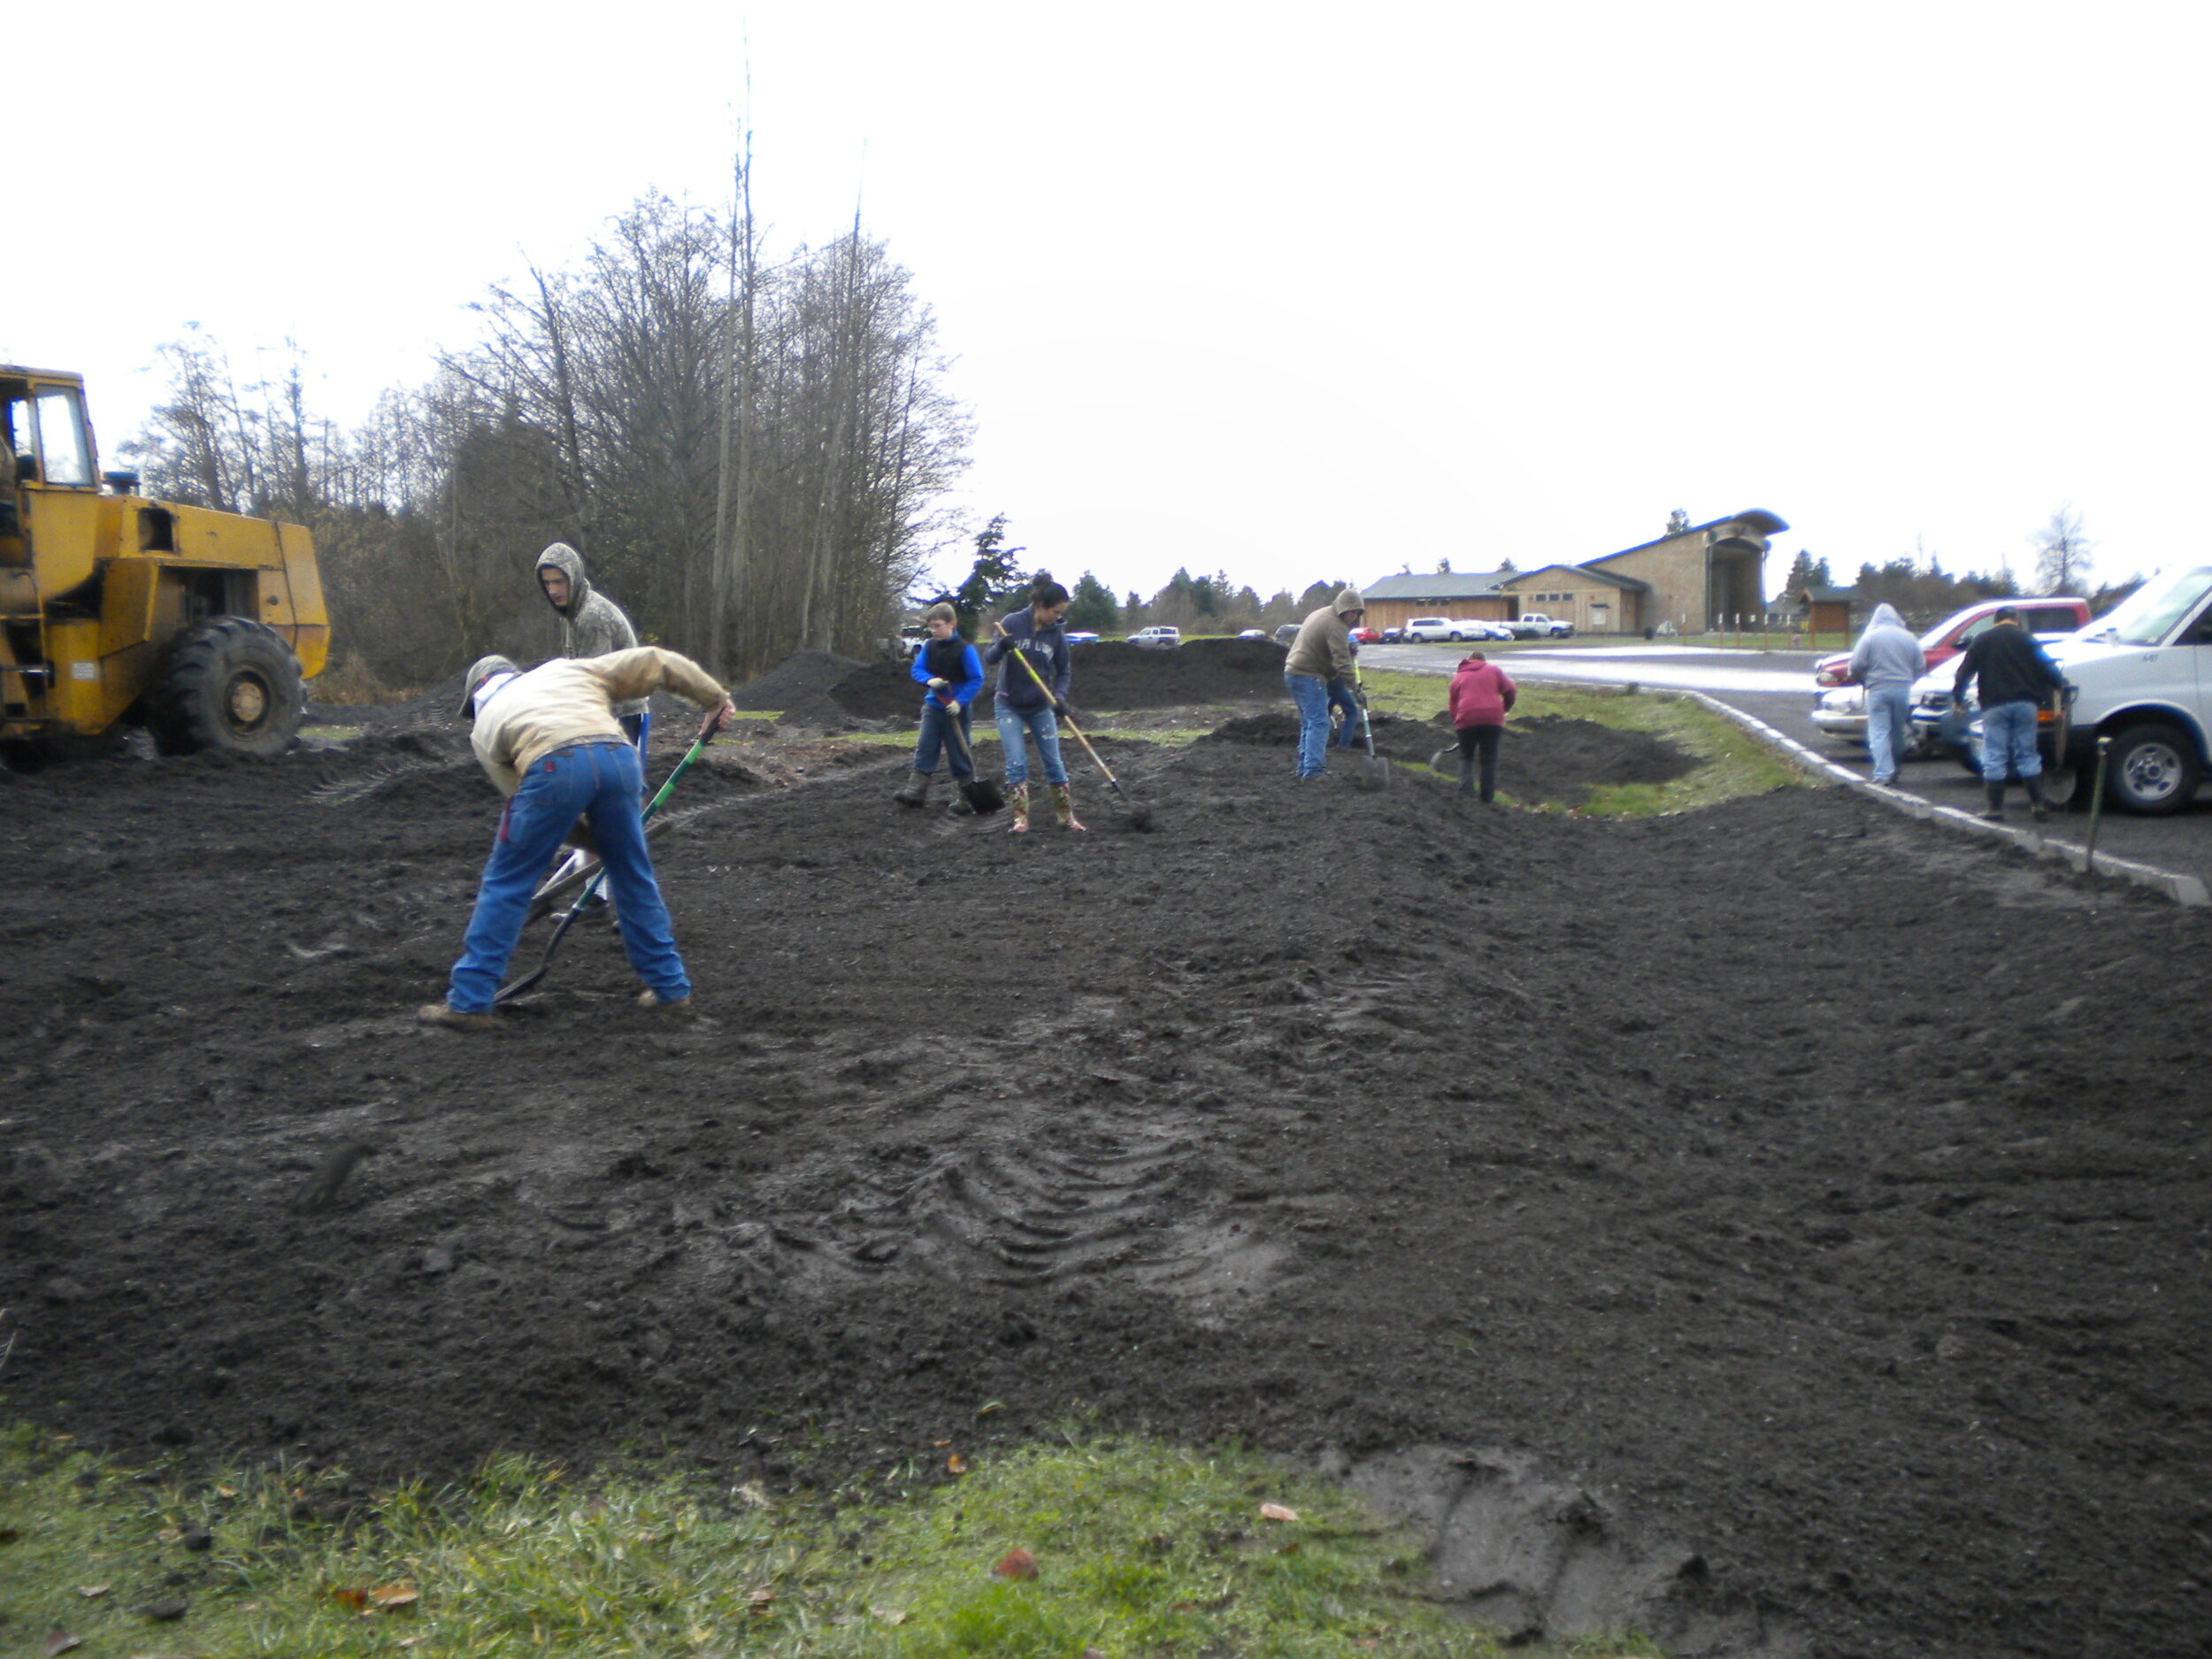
2, 728, 2208, 1658
825, 637, 1291, 720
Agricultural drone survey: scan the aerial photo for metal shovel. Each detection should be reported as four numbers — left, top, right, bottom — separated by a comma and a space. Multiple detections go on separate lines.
940, 709, 1005, 815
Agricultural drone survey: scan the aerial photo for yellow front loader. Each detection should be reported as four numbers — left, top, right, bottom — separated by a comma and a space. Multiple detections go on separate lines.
0, 365, 327, 760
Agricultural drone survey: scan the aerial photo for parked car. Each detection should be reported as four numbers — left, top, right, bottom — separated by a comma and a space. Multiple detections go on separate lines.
1908, 565, 2212, 813
1379, 626, 1405, 643
1813, 595, 2091, 689
1348, 626, 1382, 644
1508, 613, 1572, 639
1238, 628, 1268, 641
1273, 623, 1301, 647
1816, 597, 2091, 750
1405, 617, 1497, 643
1128, 626, 1181, 649
1066, 630, 1101, 646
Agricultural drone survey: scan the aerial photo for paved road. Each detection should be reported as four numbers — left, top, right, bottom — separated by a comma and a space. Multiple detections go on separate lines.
1366, 641, 2212, 891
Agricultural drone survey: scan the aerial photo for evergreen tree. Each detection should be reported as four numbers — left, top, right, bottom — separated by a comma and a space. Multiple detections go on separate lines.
925, 513, 1026, 637
1067, 570, 1120, 633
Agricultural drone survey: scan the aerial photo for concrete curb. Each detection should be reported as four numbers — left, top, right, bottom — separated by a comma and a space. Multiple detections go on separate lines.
1678, 688, 2211, 910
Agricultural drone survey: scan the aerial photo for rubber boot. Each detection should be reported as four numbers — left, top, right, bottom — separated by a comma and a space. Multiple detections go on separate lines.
1458, 754, 1475, 797
893, 769, 931, 807
2024, 776, 2049, 822
1980, 781, 2006, 821
1009, 783, 1031, 833
1050, 783, 1088, 832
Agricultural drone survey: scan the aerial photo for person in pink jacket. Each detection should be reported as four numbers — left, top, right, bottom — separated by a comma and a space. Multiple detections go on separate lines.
1447, 651, 1517, 802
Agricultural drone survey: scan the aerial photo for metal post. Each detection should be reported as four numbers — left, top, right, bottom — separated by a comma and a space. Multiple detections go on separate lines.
2083, 736, 2113, 870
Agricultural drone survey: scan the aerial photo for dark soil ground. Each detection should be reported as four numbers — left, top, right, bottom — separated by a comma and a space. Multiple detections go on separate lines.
4, 687, 2208, 1658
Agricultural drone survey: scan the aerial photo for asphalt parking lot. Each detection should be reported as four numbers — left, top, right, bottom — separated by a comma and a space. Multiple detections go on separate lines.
1366, 641, 2212, 895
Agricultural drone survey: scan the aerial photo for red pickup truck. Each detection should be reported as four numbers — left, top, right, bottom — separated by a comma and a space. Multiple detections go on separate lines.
1813, 595, 2092, 687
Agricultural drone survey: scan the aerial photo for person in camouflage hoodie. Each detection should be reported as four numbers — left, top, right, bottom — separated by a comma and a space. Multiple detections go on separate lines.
536, 542, 649, 743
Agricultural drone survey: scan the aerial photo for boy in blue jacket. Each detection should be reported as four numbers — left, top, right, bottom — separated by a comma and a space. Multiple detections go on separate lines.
985, 574, 1084, 833
895, 603, 984, 807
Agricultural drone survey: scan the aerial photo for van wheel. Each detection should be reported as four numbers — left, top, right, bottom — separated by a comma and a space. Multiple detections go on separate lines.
2105, 723, 2202, 816
145, 617, 305, 758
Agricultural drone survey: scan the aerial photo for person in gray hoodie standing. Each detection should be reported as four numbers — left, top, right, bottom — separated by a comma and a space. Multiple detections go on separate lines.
1847, 602, 1927, 787
536, 542, 649, 745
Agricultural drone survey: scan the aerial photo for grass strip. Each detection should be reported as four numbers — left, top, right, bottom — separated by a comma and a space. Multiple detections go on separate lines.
1356, 671, 1805, 817
1, 1422, 1660, 1657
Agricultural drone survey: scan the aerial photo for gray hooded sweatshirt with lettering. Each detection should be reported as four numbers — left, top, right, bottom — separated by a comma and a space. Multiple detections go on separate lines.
537, 542, 644, 718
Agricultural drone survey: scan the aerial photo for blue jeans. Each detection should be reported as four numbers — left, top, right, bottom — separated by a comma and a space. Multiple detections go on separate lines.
1326, 677, 1363, 748
913, 699, 975, 779
1979, 699, 2043, 781
1865, 683, 1912, 780
446, 741, 689, 1012
994, 700, 1067, 786
1285, 672, 1330, 777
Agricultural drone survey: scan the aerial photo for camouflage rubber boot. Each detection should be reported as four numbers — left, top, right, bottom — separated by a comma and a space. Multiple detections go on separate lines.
1050, 784, 1088, 831
1009, 783, 1031, 833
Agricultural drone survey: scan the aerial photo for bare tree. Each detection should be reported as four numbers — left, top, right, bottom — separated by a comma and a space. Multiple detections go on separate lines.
2032, 505, 2093, 595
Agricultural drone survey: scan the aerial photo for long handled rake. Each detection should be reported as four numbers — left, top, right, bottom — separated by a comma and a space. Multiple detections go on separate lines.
995, 624, 1154, 829
495, 707, 727, 1005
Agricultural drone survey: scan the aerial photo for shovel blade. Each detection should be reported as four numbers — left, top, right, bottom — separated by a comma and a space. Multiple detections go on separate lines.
961, 777, 1006, 815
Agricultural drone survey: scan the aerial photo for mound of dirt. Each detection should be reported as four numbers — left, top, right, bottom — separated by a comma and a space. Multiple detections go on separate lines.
733, 649, 869, 711
1202, 710, 1697, 804
827, 637, 1290, 719
3, 733, 2208, 1659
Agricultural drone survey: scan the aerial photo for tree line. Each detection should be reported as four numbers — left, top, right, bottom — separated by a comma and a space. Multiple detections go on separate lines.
924, 519, 1351, 641
121, 183, 970, 694
1780, 508, 2140, 629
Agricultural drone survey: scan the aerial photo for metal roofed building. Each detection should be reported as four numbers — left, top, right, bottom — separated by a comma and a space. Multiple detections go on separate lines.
1363, 511, 1788, 636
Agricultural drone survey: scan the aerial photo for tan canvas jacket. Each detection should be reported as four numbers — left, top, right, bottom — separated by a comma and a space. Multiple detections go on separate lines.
471, 648, 726, 795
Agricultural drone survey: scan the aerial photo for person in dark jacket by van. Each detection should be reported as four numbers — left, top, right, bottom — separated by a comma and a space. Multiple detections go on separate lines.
985, 574, 1082, 833
1952, 606, 2066, 822
896, 603, 985, 807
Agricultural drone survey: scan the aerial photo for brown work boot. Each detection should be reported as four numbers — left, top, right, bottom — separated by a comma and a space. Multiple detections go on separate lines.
418, 1002, 495, 1032
637, 988, 691, 1011
1009, 783, 1031, 833
1049, 783, 1088, 831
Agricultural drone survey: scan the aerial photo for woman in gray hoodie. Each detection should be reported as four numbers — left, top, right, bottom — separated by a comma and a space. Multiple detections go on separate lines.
1846, 601, 1926, 787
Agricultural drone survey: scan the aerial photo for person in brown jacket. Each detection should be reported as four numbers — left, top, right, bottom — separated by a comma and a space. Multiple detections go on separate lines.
419, 648, 735, 1030
1283, 587, 1364, 779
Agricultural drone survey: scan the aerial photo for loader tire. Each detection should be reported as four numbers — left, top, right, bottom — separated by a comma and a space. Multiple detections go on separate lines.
145, 617, 304, 758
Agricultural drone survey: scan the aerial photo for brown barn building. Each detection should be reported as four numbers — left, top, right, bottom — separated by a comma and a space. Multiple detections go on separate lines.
1358, 571, 1517, 635
1361, 510, 1788, 636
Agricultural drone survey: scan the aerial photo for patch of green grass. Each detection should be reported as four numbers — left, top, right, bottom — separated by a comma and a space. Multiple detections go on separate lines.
0, 1424, 1661, 1657
1356, 671, 1803, 817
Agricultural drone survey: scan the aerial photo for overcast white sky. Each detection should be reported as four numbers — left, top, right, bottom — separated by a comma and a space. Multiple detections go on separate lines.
13, 1, 2207, 604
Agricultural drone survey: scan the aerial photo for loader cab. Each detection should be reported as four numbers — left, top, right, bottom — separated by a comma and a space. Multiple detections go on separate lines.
2, 371, 98, 493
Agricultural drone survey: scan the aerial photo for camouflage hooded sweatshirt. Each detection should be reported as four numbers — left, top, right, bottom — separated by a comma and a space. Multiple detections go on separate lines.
537, 542, 645, 718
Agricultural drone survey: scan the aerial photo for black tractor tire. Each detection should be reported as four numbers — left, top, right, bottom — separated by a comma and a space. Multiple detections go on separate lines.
145, 617, 305, 758
2104, 722, 2203, 816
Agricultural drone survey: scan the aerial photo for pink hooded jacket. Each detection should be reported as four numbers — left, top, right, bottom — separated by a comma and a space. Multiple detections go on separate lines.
1448, 655, 1517, 728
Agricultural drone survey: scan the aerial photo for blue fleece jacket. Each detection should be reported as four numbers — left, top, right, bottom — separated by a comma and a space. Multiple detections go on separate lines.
985, 608, 1071, 711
